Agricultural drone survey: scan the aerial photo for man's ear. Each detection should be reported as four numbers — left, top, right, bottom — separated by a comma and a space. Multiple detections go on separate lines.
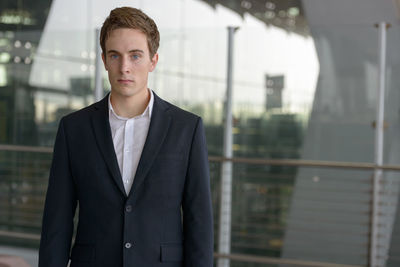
101, 53, 108, 71
149, 53, 158, 72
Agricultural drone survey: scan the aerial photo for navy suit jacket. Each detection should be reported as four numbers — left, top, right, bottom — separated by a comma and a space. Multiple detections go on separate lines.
39, 92, 214, 267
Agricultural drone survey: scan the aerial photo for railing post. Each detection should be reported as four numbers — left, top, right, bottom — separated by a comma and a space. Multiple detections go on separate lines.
94, 28, 103, 102
370, 21, 389, 267
217, 26, 239, 267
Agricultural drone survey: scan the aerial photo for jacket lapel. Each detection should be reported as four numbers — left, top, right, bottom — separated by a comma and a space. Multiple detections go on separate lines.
90, 94, 127, 197
128, 93, 171, 198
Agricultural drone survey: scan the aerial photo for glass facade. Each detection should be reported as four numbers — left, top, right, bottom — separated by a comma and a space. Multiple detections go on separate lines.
1, 0, 400, 266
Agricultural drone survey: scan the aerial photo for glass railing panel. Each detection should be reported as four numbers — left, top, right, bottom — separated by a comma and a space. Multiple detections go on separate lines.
0, 149, 51, 247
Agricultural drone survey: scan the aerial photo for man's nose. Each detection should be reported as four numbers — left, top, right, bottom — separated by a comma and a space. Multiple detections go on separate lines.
120, 57, 130, 73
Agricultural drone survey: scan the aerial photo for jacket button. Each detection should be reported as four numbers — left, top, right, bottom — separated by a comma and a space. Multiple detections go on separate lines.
125, 242, 132, 249
125, 205, 132, 212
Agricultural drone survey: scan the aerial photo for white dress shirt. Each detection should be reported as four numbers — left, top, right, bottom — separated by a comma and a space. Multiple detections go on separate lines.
108, 90, 154, 195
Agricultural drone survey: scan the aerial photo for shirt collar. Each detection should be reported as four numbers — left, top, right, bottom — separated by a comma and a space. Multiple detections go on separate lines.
108, 89, 154, 120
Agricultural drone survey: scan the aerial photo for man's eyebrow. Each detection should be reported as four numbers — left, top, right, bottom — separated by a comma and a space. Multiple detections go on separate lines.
129, 49, 144, 53
106, 49, 144, 54
107, 49, 120, 54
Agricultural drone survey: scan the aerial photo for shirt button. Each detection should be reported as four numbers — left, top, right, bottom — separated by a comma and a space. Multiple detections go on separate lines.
126, 205, 132, 213
125, 242, 132, 249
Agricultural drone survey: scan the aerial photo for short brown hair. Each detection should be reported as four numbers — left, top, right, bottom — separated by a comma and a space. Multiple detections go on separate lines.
100, 7, 160, 58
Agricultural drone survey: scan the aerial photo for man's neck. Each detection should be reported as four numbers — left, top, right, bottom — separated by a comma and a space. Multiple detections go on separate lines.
110, 89, 150, 118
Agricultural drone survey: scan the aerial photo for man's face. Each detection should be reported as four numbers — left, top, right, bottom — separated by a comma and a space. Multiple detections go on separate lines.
102, 28, 158, 98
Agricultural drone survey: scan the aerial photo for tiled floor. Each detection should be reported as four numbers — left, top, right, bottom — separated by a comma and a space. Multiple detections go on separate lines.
0, 246, 38, 267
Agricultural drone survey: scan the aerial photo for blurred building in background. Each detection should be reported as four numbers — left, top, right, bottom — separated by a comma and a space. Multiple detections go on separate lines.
1, 0, 400, 267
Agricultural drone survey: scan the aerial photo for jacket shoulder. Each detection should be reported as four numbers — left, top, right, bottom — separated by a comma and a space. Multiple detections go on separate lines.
161, 98, 201, 124
61, 97, 104, 124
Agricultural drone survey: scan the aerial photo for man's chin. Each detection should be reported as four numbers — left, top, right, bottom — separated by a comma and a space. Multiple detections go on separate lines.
111, 88, 146, 98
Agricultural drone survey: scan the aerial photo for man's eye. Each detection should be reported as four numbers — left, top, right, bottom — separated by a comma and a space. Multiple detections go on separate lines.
132, 55, 140, 60
110, 55, 118, 59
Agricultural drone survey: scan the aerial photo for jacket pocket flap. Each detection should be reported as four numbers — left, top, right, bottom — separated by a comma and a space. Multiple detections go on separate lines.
161, 244, 183, 262
71, 244, 95, 262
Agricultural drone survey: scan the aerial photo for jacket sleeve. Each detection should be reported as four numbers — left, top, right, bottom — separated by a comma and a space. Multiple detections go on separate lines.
39, 118, 77, 267
182, 117, 214, 266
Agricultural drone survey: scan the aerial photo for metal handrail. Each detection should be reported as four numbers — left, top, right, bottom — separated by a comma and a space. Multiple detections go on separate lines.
2, 144, 400, 171
209, 156, 400, 171
0, 145, 53, 153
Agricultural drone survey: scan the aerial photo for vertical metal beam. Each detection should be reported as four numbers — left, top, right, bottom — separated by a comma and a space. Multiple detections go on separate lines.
217, 26, 238, 267
370, 21, 388, 267
94, 28, 103, 102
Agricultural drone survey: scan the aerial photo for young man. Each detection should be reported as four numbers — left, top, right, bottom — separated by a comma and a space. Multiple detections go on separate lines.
39, 7, 213, 267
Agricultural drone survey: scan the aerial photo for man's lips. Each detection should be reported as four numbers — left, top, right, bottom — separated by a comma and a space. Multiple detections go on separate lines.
118, 79, 134, 83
